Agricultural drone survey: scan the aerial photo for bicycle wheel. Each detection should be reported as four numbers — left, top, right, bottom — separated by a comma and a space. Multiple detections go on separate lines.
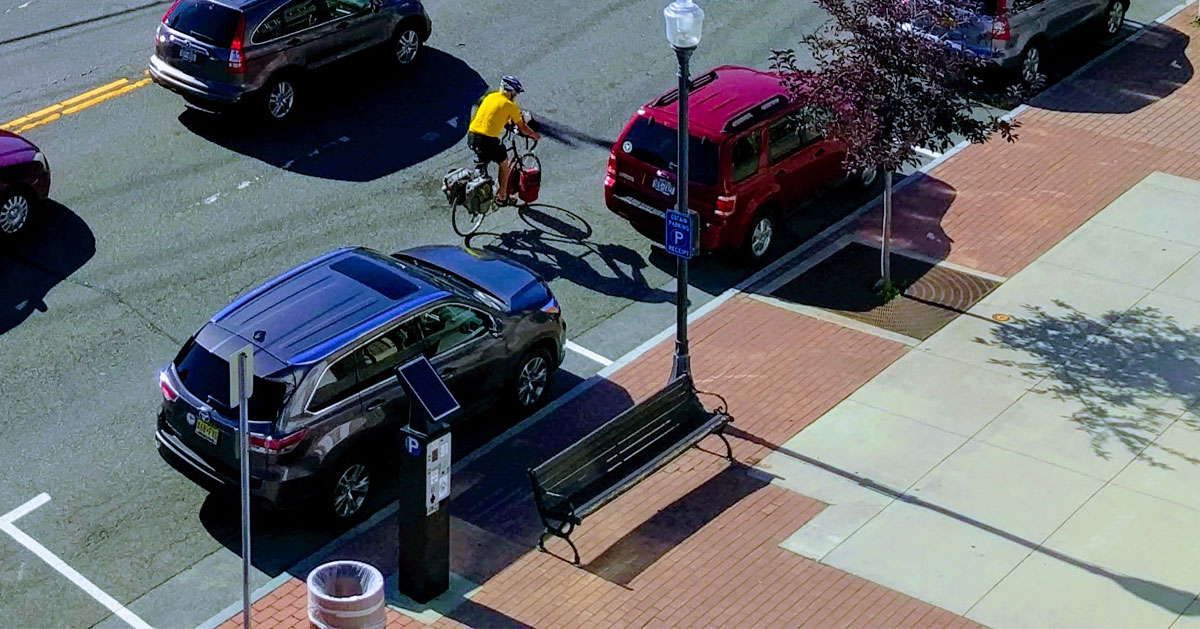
452, 201, 486, 236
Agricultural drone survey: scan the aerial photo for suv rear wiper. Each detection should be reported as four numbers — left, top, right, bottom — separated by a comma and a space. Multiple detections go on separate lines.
188, 31, 219, 45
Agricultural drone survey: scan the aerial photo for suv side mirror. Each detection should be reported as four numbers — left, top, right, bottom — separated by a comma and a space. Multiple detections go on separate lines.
369, 0, 382, 12
485, 314, 503, 337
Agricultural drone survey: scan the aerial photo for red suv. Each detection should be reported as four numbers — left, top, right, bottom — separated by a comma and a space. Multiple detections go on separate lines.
604, 65, 876, 263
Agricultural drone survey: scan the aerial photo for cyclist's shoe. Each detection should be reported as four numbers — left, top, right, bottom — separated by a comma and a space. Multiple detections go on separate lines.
495, 196, 518, 207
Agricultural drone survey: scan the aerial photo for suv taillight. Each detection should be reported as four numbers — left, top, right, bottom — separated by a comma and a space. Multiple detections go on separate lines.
159, 370, 180, 402
604, 150, 617, 188
991, 0, 1011, 40
162, 0, 183, 23
249, 428, 307, 454
716, 195, 737, 217
229, 15, 246, 73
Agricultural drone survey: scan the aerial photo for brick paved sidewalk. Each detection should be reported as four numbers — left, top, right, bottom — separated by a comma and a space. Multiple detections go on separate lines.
217, 10, 1200, 629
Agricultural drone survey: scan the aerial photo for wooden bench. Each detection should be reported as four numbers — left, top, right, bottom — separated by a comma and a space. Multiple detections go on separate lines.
526, 375, 733, 565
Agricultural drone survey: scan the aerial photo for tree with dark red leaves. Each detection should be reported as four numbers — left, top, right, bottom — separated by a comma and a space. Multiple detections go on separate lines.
771, 0, 1032, 292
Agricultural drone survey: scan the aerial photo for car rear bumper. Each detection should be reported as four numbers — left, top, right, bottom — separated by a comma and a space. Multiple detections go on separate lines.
148, 55, 248, 105
606, 191, 732, 252
155, 427, 317, 508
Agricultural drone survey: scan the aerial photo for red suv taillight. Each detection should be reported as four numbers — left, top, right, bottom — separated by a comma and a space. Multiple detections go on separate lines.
228, 15, 247, 73
716, 195, 737, 218
249, 428, 307, 454
991, 0, 1011, 40
162, 0, 183, 23
159, 370, 180, 402
604, 150, 617, 188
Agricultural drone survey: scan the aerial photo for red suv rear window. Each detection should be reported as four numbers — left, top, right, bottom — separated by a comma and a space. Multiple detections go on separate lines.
623, 117, 720, 186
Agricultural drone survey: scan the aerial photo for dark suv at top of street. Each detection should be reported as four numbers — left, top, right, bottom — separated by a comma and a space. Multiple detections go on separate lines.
155, 245, 565, 522
605, 65, 875, 265
149, 0, 431, 120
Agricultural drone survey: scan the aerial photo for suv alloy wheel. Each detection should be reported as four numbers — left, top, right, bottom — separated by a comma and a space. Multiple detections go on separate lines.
391, 27, 422, 66
743, 212, 776, 264
327, 456, 372, 522
263, 76, 297, 121
1101, 0, 1125, 39
1020, 43, 1042, 85
510, 348, 551, 410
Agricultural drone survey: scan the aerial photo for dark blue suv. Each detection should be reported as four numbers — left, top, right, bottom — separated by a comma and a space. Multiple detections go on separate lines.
156, 245, 565, 521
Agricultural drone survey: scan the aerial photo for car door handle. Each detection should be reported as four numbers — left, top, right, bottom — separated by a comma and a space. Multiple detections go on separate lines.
814, 148, 827, 156
287, 38, 302, 46
365, 399, 384, 412
336, 22, 349, 30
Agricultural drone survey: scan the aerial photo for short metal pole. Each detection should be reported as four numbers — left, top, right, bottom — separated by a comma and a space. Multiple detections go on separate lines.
238, 354, 251, 629
671, 45, 694, 382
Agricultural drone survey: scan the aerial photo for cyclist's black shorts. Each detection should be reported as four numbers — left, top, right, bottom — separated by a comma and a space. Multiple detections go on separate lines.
467, 132, 506, 165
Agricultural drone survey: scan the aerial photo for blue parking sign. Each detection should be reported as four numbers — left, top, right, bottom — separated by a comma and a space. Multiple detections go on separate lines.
665, 209, 699, 259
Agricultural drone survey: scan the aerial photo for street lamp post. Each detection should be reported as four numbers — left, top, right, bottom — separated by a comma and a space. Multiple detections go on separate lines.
664, 0, 704, 381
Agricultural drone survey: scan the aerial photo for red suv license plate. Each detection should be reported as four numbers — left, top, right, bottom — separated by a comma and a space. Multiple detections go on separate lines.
653, 177, 675, 197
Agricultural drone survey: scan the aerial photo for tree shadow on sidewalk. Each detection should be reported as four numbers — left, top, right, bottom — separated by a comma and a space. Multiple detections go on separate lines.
1032, 23, 1193, 114
730, 426, 1200, 617
976, 301, 1200, 469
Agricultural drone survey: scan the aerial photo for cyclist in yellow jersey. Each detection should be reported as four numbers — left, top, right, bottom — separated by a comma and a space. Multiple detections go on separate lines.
467, 76, 539, 204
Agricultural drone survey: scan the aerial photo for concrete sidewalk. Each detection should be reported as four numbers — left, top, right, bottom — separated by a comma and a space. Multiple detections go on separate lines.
213, 9, 1200, 629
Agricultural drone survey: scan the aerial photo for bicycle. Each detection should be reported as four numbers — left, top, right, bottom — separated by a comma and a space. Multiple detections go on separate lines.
443, 113, 541, 237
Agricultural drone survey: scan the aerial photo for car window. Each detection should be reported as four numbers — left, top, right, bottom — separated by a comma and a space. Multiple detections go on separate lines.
418, 305, 488, 356
731, 132, 761, 182
621, 117, 720, 186
355, 318, 425, 389
768, 119, 821, 165
325, 0, 371, 18
309, 353, 359, 411
252, 0, 329, 44
173, 338, 289, 421
165, 0, 242, 47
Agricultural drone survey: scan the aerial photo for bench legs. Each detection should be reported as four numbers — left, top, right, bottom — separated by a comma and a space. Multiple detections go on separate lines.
715, 426, 734, 462
538, 520, 582, 566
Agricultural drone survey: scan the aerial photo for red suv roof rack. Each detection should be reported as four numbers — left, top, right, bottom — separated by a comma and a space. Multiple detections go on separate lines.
652, 70, 720, 107
722, 94, 789, 134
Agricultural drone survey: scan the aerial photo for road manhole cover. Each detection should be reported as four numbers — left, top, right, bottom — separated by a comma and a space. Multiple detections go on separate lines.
768, 242, 1000, 340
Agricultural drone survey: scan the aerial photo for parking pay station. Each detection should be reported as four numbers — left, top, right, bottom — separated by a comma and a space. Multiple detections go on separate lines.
393, 356, 459, 603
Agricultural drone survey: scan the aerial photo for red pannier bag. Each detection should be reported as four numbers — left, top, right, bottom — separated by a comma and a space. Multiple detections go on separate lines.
507, 160, 541, 204
517, 165, 541, 203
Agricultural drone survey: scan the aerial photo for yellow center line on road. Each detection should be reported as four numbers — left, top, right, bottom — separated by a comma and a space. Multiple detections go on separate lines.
1, 76, 151, 134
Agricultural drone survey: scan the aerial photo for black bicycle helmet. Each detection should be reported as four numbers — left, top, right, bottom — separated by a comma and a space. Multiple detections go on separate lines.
501, 75, 524, 94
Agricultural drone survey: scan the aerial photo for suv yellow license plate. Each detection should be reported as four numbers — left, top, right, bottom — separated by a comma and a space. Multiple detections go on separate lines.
195, 418, 219, 445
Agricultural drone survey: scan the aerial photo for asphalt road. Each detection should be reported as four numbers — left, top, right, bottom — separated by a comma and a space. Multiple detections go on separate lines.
0, 0, 1180, 626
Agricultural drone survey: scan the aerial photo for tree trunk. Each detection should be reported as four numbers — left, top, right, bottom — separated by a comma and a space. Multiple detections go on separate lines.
881, 170, 893, 286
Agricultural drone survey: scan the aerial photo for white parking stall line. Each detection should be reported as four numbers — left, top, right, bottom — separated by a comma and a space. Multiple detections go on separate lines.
566, 340, 613, 367
1, 494, 154, 629
913, 146, 943, 159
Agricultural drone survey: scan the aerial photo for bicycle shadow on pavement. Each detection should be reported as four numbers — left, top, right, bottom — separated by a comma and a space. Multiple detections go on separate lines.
1032, 22, 1192, 114
0, 201, 94, 336
978, 301, 1200, 469
179, 48, 487, 182
732, 426, 1200, 617
465, 204, 675, 305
